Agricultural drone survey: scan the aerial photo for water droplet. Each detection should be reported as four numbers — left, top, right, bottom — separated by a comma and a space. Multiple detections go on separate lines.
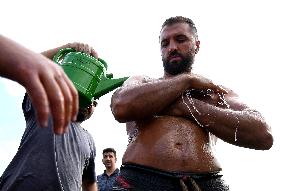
234, 127, 238, 142
182, 90, 204, 128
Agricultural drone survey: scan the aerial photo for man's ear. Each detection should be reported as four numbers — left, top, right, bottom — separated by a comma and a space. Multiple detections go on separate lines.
195, 40, 200, 54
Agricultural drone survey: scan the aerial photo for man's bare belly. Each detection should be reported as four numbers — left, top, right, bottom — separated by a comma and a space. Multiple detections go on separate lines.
123, 115, 221, 173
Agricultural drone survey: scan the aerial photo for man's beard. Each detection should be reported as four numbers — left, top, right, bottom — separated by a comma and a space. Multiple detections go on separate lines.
162, 50, 194, 75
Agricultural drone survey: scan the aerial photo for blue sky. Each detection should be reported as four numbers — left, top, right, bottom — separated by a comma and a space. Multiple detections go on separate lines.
1, 0, 284, 190
0, 81, 25, 171
0, 82, 25, 141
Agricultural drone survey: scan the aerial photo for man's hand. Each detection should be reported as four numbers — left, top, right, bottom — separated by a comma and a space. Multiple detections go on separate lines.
38, 42, 99, 133
0, 35, 79, 134
41, 42, 98, 59
187, 73, 227, 94
63, 42, 98, 58
23, 54, 79, 134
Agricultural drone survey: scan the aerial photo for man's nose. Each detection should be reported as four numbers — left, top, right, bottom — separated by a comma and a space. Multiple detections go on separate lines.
168, 40, 178, 52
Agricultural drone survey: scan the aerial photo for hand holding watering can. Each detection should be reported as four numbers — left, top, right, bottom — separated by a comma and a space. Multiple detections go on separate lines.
53, 47, 128, 108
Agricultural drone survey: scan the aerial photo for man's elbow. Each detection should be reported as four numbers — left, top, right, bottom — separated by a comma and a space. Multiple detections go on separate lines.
260, 131, 273, 150
111, 99, 130, 123
255, 128, 274, 150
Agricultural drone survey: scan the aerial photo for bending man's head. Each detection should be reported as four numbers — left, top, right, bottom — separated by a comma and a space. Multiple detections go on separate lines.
160, 16, 200, 75
75, 100, 97, 122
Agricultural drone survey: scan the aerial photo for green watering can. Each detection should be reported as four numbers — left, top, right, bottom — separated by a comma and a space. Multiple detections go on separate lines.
53, 48, 128, 108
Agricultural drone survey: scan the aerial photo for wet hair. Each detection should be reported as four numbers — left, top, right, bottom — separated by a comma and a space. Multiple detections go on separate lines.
103, 148, 116, 157
161, 16, 198, 40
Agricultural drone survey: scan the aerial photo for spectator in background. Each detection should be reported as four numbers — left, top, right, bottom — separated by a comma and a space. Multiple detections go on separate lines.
97, 148, 119, 191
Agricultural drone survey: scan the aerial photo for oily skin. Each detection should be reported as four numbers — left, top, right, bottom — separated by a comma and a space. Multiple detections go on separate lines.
122, 23, 221, 172
111, 22, 272, 172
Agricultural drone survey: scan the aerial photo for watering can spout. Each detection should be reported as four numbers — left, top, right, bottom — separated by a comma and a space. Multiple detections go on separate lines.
93, 75, 128, 99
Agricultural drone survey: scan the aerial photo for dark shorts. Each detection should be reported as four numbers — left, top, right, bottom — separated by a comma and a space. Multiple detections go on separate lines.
112, 163, 229, 191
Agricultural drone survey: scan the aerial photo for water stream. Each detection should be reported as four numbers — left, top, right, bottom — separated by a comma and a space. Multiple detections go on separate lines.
182, 88, 239, 142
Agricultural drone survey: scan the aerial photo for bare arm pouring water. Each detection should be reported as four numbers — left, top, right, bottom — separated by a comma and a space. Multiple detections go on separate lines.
0, 34, 78, 134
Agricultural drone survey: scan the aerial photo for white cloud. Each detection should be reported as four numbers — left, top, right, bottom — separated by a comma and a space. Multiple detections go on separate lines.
0, 79, 25, 97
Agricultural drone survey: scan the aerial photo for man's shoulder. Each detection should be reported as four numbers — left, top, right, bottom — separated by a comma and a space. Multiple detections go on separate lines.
97, 173, 104, 179
109, 169, 120, 179
97, 174, 103, 182
121, 75, 161, 88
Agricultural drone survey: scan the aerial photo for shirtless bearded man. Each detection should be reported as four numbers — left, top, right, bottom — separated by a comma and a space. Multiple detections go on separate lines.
110, 16, 273, 191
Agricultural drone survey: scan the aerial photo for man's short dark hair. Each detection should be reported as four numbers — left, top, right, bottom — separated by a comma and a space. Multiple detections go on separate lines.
103, 148, 116, 157
161, 16, 198, 40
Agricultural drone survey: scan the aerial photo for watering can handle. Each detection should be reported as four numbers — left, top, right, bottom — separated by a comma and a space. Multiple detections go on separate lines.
53, 48, 76, 63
